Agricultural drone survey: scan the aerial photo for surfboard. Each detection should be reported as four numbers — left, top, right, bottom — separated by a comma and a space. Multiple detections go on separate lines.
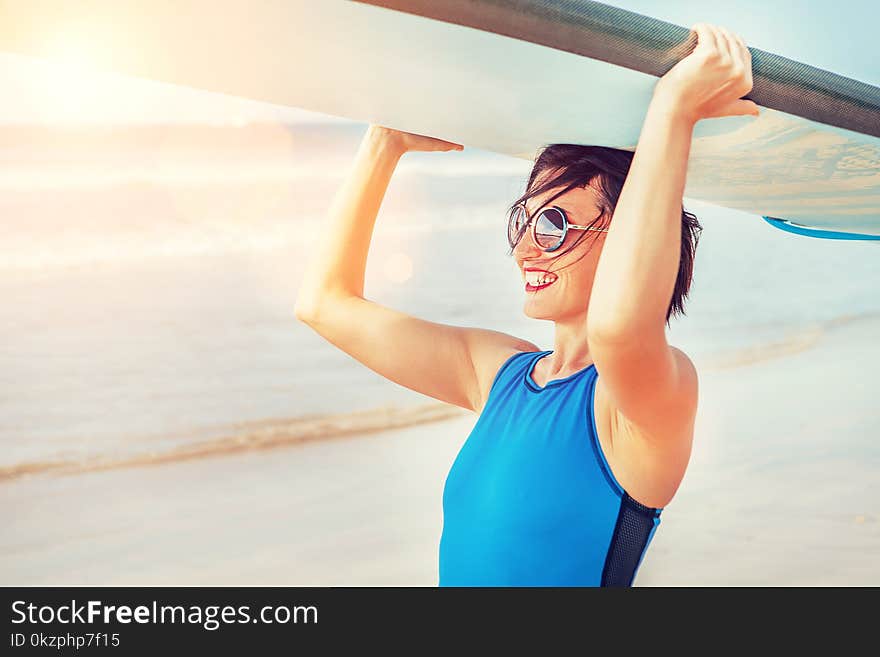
1, 0, 877, 240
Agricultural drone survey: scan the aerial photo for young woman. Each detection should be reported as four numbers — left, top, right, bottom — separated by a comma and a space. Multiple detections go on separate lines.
295, 23, 758, 586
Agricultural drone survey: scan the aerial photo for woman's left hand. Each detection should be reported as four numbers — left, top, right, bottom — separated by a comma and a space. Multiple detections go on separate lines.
654, 23, 760, 124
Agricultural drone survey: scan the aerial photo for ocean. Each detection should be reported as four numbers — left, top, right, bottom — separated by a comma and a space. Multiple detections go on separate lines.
2, 121, 878, 477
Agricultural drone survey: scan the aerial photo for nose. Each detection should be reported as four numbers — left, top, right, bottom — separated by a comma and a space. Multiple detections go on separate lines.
512, 223, 542, 260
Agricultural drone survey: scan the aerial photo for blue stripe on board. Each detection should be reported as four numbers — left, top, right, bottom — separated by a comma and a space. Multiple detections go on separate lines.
763, 216, 880, 241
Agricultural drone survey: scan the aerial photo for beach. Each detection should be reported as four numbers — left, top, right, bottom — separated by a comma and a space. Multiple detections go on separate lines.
2, 120, 878, 586
3, 311, 878, 586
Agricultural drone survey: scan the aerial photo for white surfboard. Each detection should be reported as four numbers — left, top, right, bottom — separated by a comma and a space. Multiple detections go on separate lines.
0, 0, 877, 239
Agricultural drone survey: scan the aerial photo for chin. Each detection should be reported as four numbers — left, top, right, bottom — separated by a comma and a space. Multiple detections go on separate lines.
523, 296, 587, 322
522, 300, 558, 321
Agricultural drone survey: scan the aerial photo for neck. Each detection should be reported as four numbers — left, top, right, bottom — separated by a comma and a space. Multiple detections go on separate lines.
547, 313, 593, 377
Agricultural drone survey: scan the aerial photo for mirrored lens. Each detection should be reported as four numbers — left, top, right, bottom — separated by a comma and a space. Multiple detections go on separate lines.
535, 208, 566, 249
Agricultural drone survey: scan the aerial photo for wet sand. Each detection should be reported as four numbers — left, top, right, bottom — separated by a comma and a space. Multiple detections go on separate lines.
2, 315, 878, 586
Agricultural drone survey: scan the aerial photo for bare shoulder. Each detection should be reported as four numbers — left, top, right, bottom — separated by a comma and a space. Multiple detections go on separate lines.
669, 346, 699, 407
597, 344, 698, 508
465, 329, 540, 414
624, 344, 698, 438
670, 345, 699, 412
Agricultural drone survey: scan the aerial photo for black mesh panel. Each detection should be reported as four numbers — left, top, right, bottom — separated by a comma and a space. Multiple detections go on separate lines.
356, 0, 880, 138
601, 492, 659, 587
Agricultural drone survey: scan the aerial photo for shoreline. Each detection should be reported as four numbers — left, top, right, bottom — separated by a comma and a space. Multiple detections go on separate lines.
5, 309, 878, 483
0, 402, 469, 482
2, 314, 878, 586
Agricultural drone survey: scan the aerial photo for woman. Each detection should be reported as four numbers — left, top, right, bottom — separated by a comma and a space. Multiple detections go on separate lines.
295, 23, 759, 586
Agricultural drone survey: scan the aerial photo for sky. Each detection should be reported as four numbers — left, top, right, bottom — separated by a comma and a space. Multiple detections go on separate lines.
0, 0, 875, 125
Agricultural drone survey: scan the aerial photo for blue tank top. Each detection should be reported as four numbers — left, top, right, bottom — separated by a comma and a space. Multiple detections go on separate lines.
439, 349, 663, 587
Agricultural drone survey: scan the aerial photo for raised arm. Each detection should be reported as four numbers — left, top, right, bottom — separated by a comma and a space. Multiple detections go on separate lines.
294, 125, 539, 413
586, 24, 758, 442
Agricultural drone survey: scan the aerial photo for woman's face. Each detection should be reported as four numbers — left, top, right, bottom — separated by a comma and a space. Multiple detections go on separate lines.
512, 176, 607, 322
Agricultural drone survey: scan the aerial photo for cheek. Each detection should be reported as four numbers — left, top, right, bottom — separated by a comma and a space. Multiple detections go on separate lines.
558, 252, 599, 284
551, 269, 593, 302
558, 264, 598, 300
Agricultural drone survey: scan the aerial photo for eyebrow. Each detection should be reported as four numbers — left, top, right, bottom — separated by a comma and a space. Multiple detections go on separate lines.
526, 197, 563, 214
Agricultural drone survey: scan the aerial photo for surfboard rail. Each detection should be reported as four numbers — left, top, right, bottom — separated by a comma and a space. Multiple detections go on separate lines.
762, 217, 880, 241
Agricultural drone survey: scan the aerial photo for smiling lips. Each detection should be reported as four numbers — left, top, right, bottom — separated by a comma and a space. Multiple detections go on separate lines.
523, 267, 558, 292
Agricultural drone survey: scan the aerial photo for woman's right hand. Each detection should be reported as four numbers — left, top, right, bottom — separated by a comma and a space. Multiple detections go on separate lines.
368, 124, 464, 154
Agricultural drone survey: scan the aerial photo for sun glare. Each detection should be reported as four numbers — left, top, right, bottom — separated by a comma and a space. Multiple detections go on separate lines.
33, 34, 114, 123
43, 32, 102, 70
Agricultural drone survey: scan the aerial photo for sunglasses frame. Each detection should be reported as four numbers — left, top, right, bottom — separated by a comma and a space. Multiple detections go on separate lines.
507, 202, 609, 253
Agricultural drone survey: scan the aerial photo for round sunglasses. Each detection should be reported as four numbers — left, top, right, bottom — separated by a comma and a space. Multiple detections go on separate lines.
507, 202, 609, 253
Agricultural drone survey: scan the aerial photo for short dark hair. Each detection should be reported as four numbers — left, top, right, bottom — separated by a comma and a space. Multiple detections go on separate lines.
508, 143, 702, 326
